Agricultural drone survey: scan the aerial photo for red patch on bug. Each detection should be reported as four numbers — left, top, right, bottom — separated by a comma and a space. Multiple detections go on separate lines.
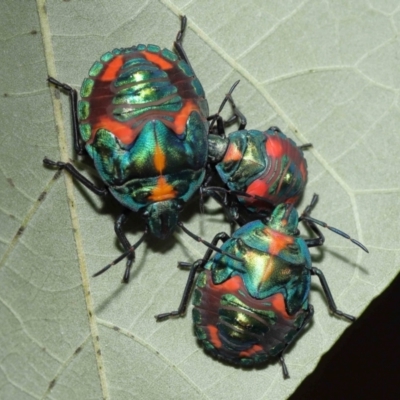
100, 55, 124, 81
266, 135, 284, 158
143, 51, 174, 71
172, 100, 199, 135
270, 293, 291, 319
92, 116, 138, 145
207, 275, 243, 294
246, 179, 269, 199
207, 325, 222, 348
223, 143, 242, 163
239, 344, 264, 358
262, 227, 294, 256
299, 160, 307, 179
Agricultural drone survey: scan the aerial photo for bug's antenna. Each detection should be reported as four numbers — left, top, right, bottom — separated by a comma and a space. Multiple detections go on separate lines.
300, 194, 369, 253
93, 228, 148, 279
177, 221, 243, 262
209, 80, 240, 132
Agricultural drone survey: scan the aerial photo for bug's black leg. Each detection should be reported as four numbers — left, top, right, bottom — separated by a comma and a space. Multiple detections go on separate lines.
279, 357, 289, 379
208, 81, 243, 135
47, 76, 84, 155
43, 158, 108, 197
298, 143, 313, 150
303, 218, 325, 248
173, 15, 193, 67
155, 232, 230, 321
225, 92, 247, 130
155, 259, 205, 322
310, 268, 355, 322
279, 305, 314, 379
114, 210, 136, 283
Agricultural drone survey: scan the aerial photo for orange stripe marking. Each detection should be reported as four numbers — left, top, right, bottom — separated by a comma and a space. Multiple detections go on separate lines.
172, 100, 198, 135
266, 135, 284, 158
270, 293, 291, 318
208, 325, 222, 348
262, 227, 294, 256
100, 55, 124, 81
148, 176, 177, 202
144, 51, 174, 71
239, 344, 264, 358
223, 143, 242, 162
154, 144, 166, 173
91, 116, 137, 145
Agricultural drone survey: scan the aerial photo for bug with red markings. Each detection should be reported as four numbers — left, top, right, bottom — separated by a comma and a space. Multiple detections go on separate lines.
44, 16, 214, 282
206, 85, 310, 223
155, 194, 368, 378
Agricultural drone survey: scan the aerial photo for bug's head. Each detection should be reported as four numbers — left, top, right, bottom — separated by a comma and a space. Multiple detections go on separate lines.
268, 202, 299, 235
143, 200, 182, 239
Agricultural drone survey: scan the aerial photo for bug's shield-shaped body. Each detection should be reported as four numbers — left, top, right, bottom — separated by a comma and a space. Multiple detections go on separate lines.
209, 128, 307, 212
193, 210, 312, 365
78, 45, 209, 238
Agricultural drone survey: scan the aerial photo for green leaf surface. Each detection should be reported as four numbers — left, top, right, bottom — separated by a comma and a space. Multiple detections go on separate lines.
1, 0, 397, 399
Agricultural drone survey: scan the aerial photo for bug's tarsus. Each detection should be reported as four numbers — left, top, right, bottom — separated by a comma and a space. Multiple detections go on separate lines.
43, 157, 108, 196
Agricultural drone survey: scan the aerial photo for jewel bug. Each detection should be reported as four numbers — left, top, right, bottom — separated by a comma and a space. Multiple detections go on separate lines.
206, 84, 310, 222
155, 194, 368, 378
44, 16, 216, 282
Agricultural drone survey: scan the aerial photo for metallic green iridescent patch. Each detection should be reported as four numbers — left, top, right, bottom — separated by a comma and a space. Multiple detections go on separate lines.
88, 61, 104, 77
112, 48, 122, 55
100, 51, 114, 63
79, 123, 91, 142
192, 288, 202, 307
178, 60, 194, 77
191, 78, 205, 97
161, 48, 178, 62
202, 340, 215, 351
192, 308, 202, 325
113, 81, 177, 105
80, 78, 94, 98
123, 57, 151, 69
147, 44, 160, 53
96, 129, 117, 149
269, 342, 285, 357
113, 96, 182, 121
115, 67, 168, 87
194, 325, 207, 340
196, 271, 207, 288
136, 44, 146, 51
78, 100, 90, 121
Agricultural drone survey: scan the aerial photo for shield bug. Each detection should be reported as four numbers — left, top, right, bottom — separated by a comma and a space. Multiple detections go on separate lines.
44, 16, 212, 282
155, 194, 368, 378
206, 84, 310, 222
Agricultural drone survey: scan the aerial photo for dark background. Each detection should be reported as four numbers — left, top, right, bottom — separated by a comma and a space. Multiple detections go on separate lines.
290, 272, 400, 400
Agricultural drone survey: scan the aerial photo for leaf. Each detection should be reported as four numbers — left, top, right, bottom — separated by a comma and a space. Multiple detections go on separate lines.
0, 0, 396, 399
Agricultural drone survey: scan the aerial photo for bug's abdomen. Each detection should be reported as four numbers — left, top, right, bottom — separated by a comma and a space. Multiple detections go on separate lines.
79, 45, 208, 147
193, 271, 309, 366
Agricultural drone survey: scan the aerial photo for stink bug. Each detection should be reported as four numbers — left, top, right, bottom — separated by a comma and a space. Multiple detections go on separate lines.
206, 84, 310, 222
155, 194, 368, 378
44, 16, 213, 282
